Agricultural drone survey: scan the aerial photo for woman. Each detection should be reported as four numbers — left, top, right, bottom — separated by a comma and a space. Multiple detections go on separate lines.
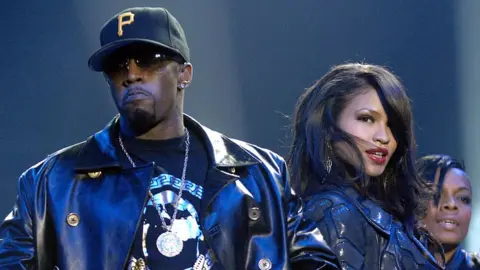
417, 155, 480, 269
287, 63, 443, 269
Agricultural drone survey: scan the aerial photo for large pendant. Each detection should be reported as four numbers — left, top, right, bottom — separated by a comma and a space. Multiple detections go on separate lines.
156, 231, 183, 257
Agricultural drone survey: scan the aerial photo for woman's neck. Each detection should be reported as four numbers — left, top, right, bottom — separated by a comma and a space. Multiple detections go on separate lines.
434, 244, 459, 266
444, 245, 459, 264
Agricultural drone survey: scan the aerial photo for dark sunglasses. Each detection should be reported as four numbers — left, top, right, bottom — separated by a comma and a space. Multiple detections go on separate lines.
102, 46, 184, 76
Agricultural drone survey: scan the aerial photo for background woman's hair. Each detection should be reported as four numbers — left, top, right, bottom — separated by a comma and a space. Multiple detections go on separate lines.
415, 154, 466, 264
416, 154, 466, 214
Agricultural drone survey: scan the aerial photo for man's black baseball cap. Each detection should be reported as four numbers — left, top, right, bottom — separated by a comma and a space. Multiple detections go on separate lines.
88, 7, 190, 72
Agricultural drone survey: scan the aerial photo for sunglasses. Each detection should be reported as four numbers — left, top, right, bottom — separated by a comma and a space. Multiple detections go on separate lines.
103, 46, 184, 77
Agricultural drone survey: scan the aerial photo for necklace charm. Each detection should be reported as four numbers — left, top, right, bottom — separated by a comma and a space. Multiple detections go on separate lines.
131, 258, 146, 270
157, 231, 183, 257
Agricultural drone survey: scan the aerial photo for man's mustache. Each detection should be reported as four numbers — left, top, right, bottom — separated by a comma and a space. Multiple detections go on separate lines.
122, 86, 153, 104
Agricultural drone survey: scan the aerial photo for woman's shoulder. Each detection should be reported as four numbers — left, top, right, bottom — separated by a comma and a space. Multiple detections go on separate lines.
303, 185, 396, 235
447, 248, 480, 269
465, 250, 480, 269
303, 186, 364, 222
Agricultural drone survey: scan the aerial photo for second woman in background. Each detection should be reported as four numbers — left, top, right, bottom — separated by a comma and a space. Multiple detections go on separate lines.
417, 155, 480, 269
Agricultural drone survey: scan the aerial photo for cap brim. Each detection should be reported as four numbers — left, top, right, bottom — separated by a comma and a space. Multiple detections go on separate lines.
88, 38, 183, 72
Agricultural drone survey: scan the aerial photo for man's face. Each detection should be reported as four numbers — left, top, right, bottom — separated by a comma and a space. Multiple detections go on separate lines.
103, 43, 187, 135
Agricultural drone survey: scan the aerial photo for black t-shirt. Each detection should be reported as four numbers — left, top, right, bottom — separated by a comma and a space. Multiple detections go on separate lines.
120, 131, 215, 270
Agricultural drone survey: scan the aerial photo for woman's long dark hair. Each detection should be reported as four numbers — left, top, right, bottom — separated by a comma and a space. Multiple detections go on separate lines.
287, 63, 428, 222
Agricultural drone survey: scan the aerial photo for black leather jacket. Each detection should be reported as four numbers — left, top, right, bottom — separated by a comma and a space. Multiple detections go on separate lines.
0, 115, 339, 270
303, 185, 444, 270
446, 247, 480, 269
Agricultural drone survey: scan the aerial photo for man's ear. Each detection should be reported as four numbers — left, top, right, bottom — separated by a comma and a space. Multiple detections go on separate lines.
178, 62, 193, 89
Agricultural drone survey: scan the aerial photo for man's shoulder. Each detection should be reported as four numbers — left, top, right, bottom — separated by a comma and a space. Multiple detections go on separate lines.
198, 123, 285, 170
231, 138, 283, 161
227, 136, 286, 172
189, 116, 285, 167
221, 135, 291, 196
20, 139, 89, 180
48, 140, 88, 159
46, 138, 90, 164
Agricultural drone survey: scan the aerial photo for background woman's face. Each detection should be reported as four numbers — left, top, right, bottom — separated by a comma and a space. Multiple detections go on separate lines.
422, 168, 472, 245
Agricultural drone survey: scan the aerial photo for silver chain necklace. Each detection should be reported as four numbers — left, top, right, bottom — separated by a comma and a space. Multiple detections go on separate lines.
118, 128, 190, 258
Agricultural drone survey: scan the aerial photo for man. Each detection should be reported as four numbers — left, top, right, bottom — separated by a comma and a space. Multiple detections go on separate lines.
0, 7, 339, 269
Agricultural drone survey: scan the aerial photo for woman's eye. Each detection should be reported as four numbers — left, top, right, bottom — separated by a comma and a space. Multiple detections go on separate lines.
358, 115, 374, 123
459, 196, 472, 205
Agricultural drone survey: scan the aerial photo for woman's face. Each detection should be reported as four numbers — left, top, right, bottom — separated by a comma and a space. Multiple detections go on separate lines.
335, 88, 398, 177
422, 168, 472, 245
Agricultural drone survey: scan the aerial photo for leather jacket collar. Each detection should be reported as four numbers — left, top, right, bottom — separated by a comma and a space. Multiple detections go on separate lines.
73, 114, 260, 173
340, 186, 393, 235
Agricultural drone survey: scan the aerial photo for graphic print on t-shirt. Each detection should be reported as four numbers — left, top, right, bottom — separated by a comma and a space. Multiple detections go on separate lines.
128, 173, 214, 270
